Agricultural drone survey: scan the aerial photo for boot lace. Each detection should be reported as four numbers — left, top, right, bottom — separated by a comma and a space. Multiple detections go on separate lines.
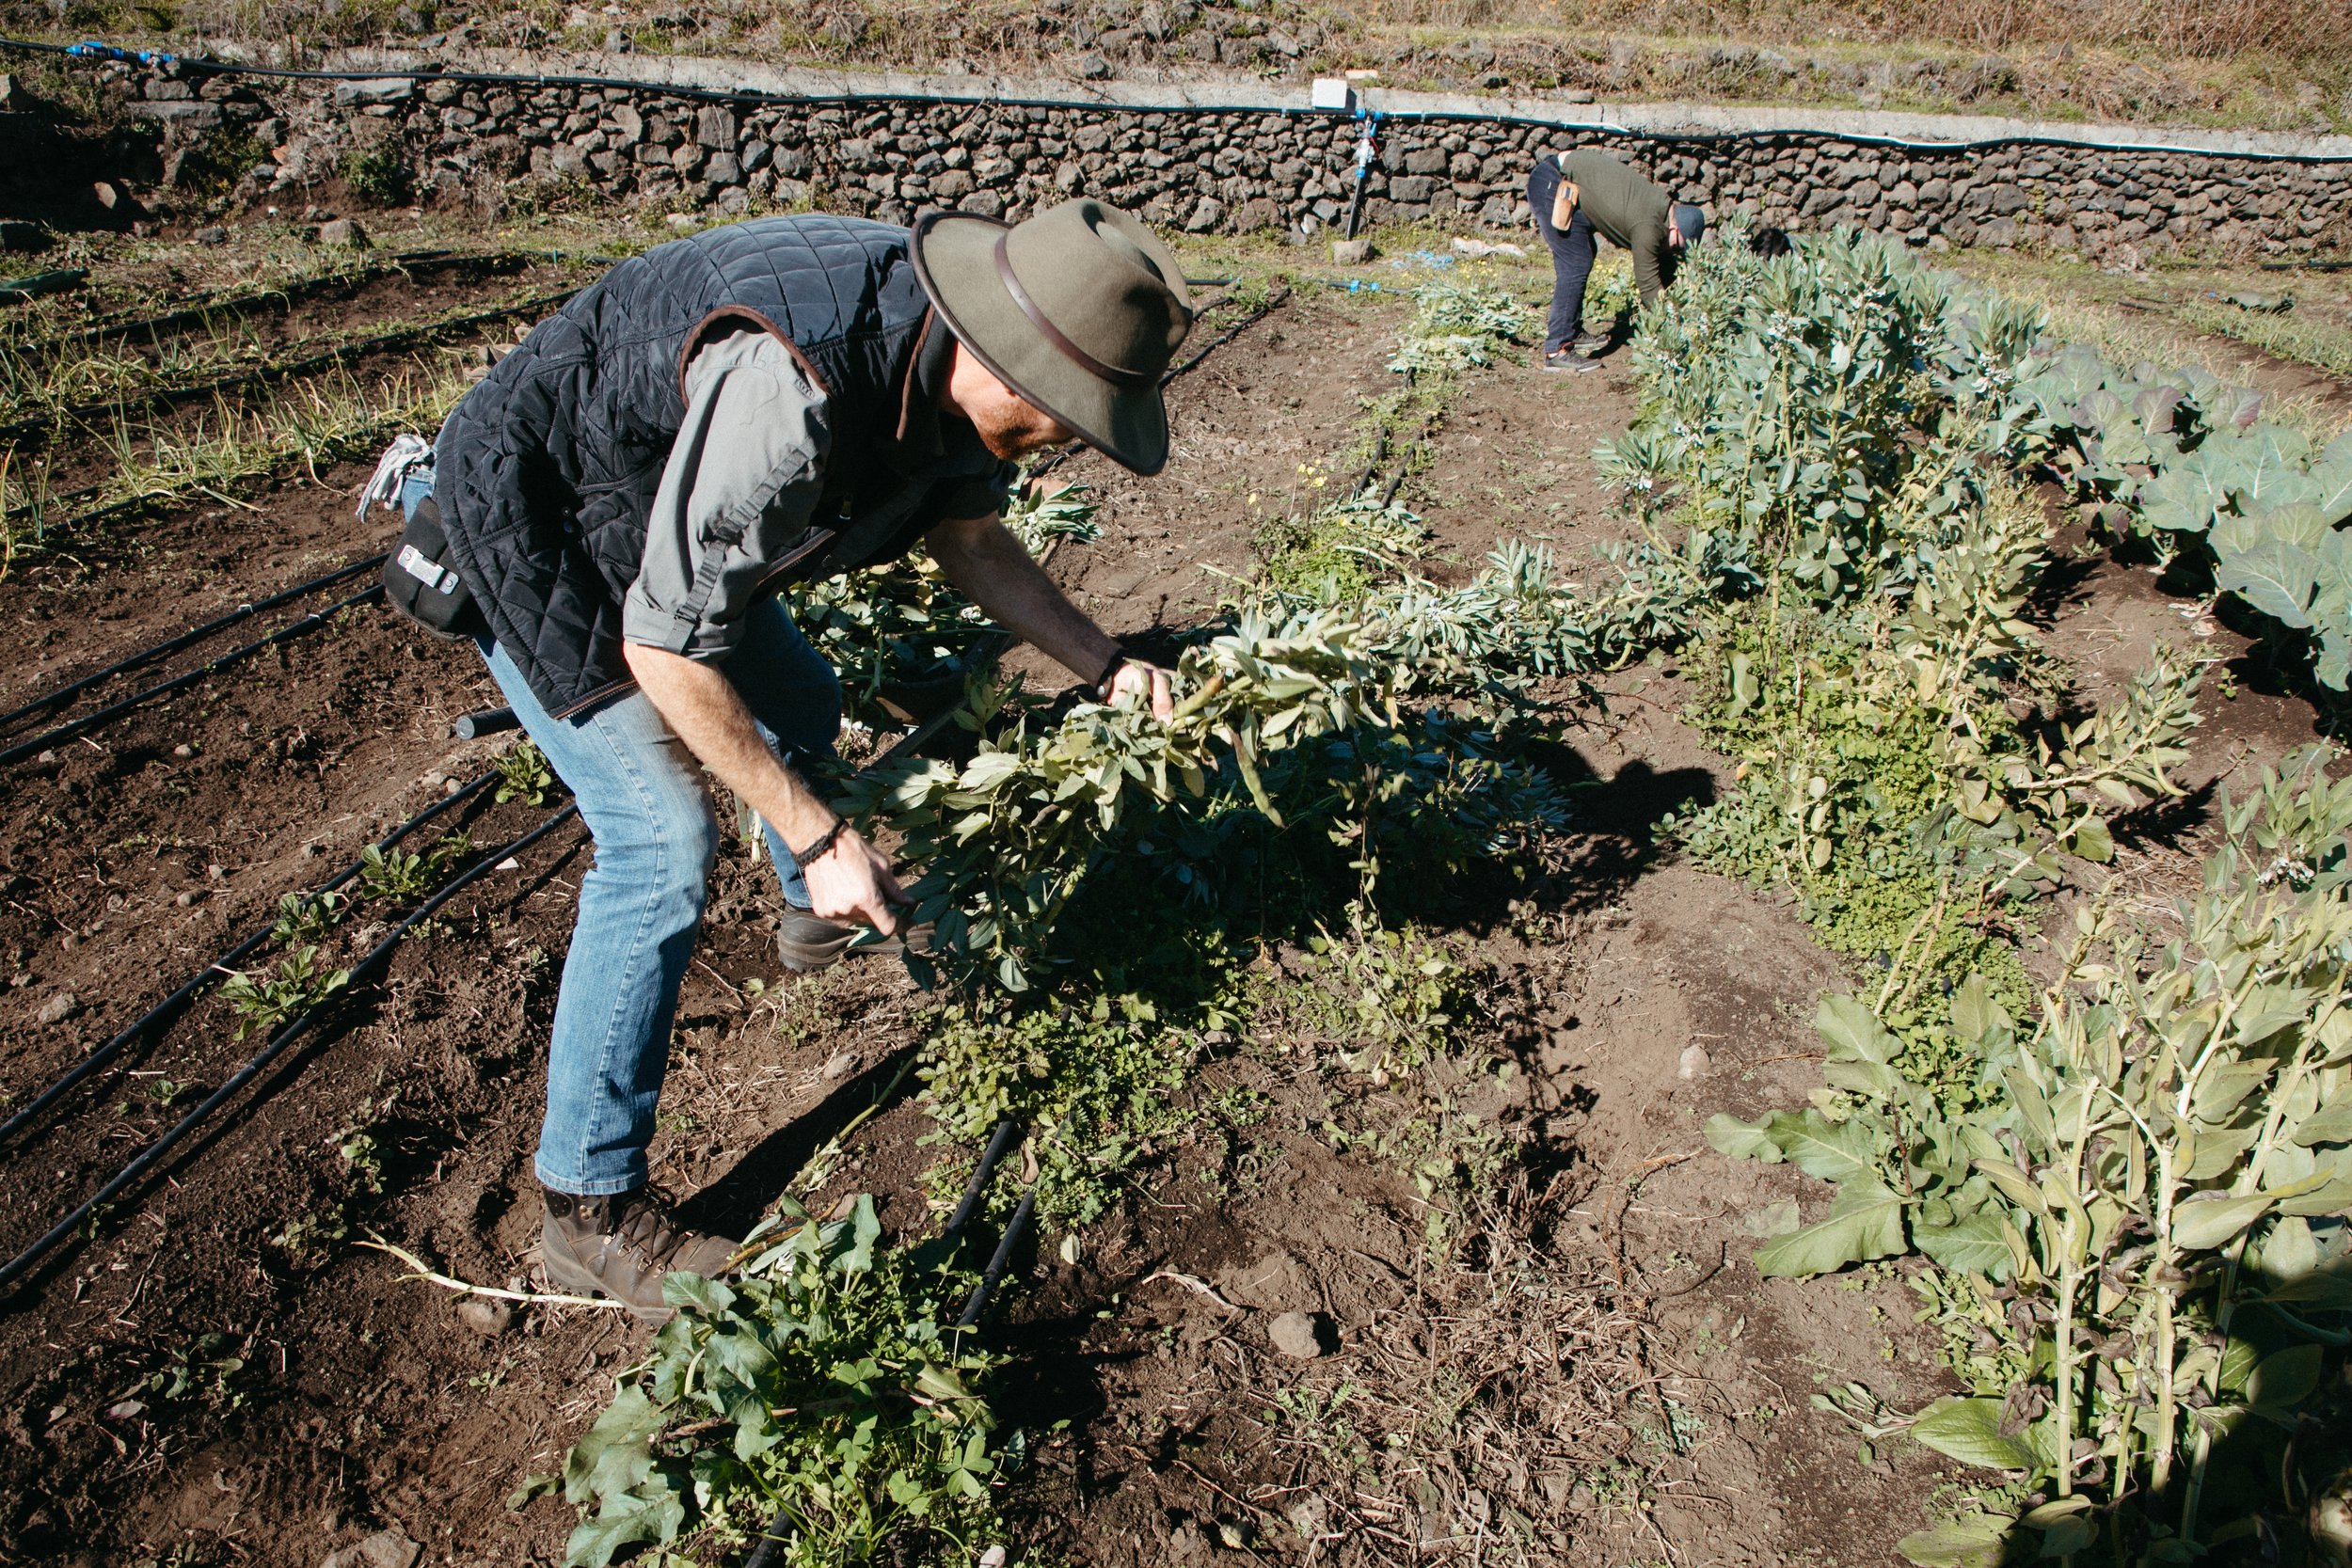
609, 1189, 706, 1270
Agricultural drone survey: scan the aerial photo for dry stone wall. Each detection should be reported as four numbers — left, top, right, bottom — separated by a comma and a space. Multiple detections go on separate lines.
99, 57, 2352, 260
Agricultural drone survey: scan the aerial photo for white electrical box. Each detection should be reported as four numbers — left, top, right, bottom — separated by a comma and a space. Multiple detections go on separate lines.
1311, 78, 1354, 111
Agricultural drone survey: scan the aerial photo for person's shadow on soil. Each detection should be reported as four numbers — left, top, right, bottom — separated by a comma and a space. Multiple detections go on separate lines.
2021, 549, 2102, 627
2113, 775, 2220, 855
672, 1045, 919, 1241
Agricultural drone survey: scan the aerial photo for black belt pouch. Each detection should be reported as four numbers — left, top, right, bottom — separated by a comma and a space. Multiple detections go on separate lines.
383, 494, 486, 641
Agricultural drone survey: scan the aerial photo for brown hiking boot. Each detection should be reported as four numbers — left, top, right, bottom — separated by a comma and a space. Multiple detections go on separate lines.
540, 1187, 737, 1323
776, 909, 936, 973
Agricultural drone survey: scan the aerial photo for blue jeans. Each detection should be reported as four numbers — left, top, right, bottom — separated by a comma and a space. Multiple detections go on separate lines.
400, 469, 841, 1195
1528, 158, 1597, 352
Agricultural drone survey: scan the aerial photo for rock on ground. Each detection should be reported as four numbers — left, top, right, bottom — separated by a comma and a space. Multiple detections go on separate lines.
322, 1529, 421, 1568
1267, 1309, 1327, 1359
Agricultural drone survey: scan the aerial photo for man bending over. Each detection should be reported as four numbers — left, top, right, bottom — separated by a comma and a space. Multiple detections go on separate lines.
380, 198, 1193, 1317
1527, 145, 1707, 372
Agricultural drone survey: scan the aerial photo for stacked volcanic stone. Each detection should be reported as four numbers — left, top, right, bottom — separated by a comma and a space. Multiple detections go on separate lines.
103, 61, 2352, 261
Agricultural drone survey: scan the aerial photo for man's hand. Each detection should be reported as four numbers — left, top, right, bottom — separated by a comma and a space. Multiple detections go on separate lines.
801, 825, 907, 936
928, 512, 1174, 721
1106, 658, 1174, 720
623, 641, 908, 934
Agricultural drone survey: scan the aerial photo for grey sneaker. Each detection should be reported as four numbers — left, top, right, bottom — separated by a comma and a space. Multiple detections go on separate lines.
776, 909, 936, 973
540, 1187, 736, 1323
1539, 348, 1600, 374
1570, 330, 1611, 356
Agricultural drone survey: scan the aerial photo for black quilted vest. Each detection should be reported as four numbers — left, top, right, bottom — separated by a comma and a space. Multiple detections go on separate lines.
433, 214, 940, 718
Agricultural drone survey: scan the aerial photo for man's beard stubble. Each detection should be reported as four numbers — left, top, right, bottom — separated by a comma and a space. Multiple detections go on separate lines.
972, 401, 1073, 462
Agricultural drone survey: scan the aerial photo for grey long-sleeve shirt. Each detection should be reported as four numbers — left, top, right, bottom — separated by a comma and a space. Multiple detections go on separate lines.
623, 323, 1015, 660
1558, 148, 1677, 304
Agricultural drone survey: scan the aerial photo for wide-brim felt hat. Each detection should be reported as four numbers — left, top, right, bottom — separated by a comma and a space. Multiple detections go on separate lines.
911, 198, 1196, 476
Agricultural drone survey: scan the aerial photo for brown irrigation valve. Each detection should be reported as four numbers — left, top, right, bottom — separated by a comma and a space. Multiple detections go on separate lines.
451, 706, 519, 740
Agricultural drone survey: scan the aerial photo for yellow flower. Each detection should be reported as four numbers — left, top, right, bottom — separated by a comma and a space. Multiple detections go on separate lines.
1247, 493, 1260, 506
1311, 476, 1327, 488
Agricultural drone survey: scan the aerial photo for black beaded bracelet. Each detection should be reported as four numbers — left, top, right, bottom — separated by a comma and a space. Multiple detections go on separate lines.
789, 816, 848, 870
1093, 647, 1127, 698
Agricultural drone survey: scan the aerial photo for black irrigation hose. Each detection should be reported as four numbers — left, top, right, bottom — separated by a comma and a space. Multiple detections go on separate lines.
0, 583, 383, 768
956, 1189, 1039, 1329
51, 252, 448, 349
0, 287, 582, 451
44, 249, 530, 353
0, 801, 580, 1295
451, 705, 519, 739
0, 767, 500, 1148
6, 35, 2346, 165
0, 554, 385, 734
940, 1117, 1022, 1245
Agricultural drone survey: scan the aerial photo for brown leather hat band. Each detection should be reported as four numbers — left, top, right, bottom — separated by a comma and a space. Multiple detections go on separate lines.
992, 230, 1158, 390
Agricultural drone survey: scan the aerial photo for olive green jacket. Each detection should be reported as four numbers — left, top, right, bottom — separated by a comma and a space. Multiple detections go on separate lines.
1558, 149, 1676, 302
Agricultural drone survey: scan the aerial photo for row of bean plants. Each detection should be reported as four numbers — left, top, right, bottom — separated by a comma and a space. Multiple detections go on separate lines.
1608, 230, 2351, 1564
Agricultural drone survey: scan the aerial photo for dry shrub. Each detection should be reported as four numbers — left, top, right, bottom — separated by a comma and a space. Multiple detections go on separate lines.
8, 0, 2339, 62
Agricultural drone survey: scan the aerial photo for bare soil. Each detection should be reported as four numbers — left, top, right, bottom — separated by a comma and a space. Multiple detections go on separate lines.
0, 234, 2341, 1568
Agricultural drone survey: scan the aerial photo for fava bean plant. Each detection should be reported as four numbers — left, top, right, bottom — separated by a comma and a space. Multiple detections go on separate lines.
1713, 752, 2352, 1565
787, 480, 1100, 726
1628, 229, 2349, 1562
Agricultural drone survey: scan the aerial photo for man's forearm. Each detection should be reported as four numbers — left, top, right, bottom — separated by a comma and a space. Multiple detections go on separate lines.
622, 641, 838, 851
1633, 224, 1666, 302
928, 515, 1120, 682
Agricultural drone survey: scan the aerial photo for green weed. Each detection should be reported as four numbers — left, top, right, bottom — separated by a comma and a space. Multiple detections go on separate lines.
270, 1093, 389, 1267
546, 1196, 1007, 1567
218, 944, 350, 1039
355, 833, 468, 901
136, 1332, 246, 1413
1295, 913, 1472, 1077
339, 144, 412, 207
269, 889, 345, 946
493, 738, 554, 806
1263, 1382, 1373, 1475
1254, 492, 1428, 600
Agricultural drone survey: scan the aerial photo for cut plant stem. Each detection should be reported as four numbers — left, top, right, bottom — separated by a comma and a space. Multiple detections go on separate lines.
358, 1236, 627, 1310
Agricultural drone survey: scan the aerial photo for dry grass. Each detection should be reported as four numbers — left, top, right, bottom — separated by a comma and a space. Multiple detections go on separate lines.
8, 0, 2342, 91
1348, 0, 2341, 65
2174, 298, 2352, 385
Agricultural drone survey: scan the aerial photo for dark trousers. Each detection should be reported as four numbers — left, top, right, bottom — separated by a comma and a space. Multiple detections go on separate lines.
1528, 159, 1596, 352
